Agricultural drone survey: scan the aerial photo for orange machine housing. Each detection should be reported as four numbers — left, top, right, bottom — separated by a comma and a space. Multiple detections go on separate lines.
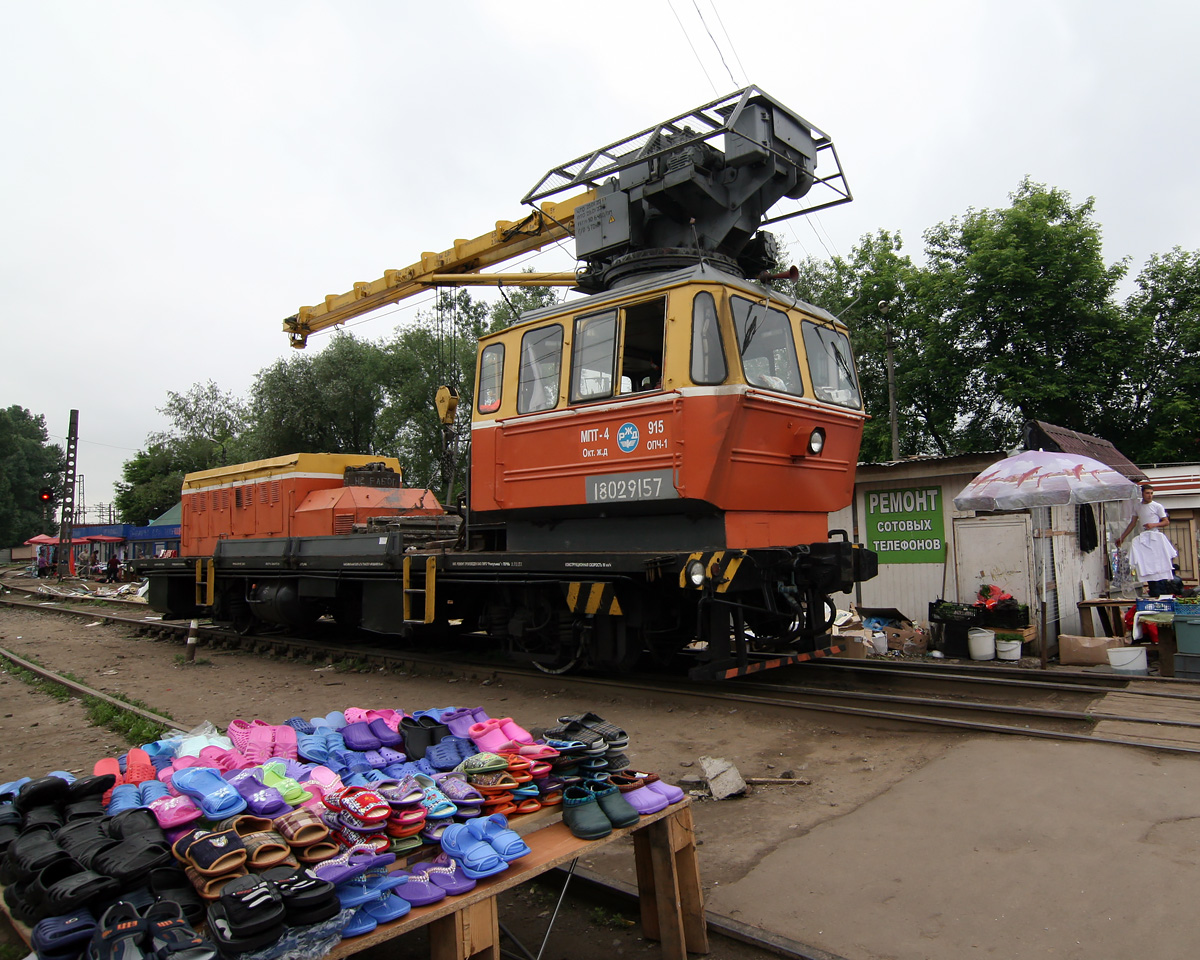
181, 453, 443, 556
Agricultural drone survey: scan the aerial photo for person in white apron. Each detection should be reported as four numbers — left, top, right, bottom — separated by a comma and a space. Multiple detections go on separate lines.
1118, 484, 1177, 595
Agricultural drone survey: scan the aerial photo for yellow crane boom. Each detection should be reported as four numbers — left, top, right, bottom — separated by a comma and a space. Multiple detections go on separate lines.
283, 190, 595, 347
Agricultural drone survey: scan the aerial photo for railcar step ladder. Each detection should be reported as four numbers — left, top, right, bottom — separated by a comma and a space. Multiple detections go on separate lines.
402, 555, 437, 624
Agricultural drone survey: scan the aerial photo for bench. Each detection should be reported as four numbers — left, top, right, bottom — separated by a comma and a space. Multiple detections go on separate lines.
327, 799, 707, 960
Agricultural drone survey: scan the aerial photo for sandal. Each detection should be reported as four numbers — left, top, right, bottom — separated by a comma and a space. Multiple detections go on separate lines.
144, 899, 217, 959
90, 901, 148, 959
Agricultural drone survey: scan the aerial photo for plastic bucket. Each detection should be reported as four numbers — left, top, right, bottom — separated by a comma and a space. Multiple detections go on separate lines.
870, 633, 888, 655
967, 627, 995, 661
995, 638, 1022, 661
1107, 646, 1148, 675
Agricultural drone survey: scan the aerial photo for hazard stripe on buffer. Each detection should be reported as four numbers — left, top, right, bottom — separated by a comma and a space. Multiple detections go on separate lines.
563, 581, 623, 616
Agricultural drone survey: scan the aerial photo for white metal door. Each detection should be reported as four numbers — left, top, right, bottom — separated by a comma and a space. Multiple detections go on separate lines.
952, 515, 1035, 607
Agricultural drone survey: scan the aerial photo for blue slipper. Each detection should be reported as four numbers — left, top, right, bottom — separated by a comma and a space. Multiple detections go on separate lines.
170, 767, 247, 820
362, 891, 411, 922
106, 783, 141, 815
465, 813, 531, 862
284, 716, 316, 735
439, 823, 508, 879
341, 905, 377, 938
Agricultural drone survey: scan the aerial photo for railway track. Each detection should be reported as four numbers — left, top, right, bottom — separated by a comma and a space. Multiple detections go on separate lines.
5, 586, 1200, 756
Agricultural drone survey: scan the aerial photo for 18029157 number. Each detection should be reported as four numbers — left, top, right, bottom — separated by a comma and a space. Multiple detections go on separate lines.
585, 469, 678, 504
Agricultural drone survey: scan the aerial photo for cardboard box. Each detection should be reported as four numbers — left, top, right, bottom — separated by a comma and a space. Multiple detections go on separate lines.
883, 624, 918, 650
834, 636, 871, 659
1058, 633, 1127, 666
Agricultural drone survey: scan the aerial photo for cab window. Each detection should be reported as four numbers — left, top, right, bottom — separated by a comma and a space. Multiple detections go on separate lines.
690, 291, 727, 384
517, 325, 563, 413
477, 343, 504, 413
730, 296, 803, 395
619, 297, 666, 392
802, 321, 862, 408
570, 311, 617, 403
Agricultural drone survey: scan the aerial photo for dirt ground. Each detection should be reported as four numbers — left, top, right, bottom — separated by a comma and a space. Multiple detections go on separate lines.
3, 602, 1200, 960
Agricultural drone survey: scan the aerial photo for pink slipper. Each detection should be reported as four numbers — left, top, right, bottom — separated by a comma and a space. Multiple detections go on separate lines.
468, 719, 509, 753
227, 719, 254, 752
366, 709, 405, 733
149, 793, 204, 828
244, 725, 276, 764
272, 725, 298, 760
497, 719, 533, 744
343, 707, 370, 725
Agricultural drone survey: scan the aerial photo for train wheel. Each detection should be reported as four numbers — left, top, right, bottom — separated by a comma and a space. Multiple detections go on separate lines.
508, 590, 582, 674
582, 614, 642, 672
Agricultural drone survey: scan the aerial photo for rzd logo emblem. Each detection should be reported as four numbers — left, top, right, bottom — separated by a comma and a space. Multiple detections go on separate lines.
617, 422, 639, 453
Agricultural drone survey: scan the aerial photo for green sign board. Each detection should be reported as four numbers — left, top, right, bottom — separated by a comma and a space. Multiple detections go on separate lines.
864, 486, 946, 564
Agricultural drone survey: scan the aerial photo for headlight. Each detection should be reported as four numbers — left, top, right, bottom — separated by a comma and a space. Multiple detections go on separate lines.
808, 428, 826, 455
687, 559, 706, 587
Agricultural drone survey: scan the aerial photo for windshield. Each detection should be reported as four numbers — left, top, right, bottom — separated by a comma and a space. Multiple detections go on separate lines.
802, 321, 862, 409
730, 296, 803, 396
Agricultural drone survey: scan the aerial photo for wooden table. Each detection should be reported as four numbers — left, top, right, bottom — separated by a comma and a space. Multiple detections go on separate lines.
327, 799, 707, 960
0, 801, 706, 960
1077, 599, 1137, 637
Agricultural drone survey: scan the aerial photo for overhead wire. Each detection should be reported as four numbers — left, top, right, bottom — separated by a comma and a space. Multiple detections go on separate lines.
691, 0, 739, 89
665, 0, 718, 94
706, 0, 748, 84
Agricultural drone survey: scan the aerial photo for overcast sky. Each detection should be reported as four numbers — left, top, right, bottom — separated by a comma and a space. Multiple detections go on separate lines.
3, 0, 1197, 517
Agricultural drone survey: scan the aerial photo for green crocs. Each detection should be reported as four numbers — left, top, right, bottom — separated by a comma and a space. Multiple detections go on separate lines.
562, 785, 612, 840
586, 779, 639, 829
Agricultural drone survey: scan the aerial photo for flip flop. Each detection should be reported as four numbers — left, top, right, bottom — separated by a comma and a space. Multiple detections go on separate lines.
412, 851, 477, 894
361, 891, 412, 923
341, 906, 377, 938
311, 843, 393, 886
386, 870, 446, 907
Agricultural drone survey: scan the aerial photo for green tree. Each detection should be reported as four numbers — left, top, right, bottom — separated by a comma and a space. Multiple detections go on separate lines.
788, 231, 935, 461
115, 380, 250, 524
1120, 246, 1200, 461
156, 380, 249, 466
244, 333, 388, 459
0, 406, 65, 546
113, 438, 215, 525
923, 178, 1132, 448
375, 290, 490, 499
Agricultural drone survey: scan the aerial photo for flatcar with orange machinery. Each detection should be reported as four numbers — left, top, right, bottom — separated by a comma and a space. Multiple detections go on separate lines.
137, 87, 878, 679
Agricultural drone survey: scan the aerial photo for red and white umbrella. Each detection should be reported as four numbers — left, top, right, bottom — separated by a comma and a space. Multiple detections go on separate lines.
953, 450, 1139, 512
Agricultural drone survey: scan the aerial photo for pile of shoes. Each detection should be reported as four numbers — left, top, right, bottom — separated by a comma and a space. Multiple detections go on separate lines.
205, 868, 348, 954
66, 900, 216, 960
0, 776, 180, 927
307, 844, 407, 938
